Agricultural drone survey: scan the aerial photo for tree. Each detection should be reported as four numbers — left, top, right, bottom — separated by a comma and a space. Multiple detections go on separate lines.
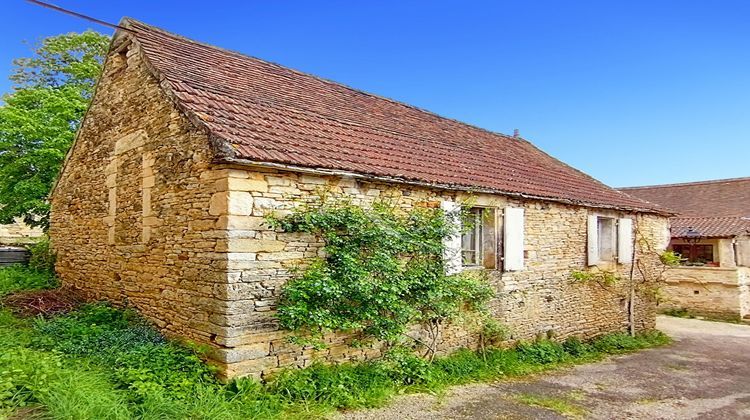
0, 30, 110, 229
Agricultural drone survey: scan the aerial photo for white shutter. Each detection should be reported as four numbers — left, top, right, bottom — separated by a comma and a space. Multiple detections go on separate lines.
503, 207, 525, 271
617, 218, 633, 264
441, 201, 462, 275
587, 215, 599, 266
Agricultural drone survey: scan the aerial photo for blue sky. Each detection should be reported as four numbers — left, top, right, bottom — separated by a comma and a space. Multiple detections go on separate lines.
2, 0, 749, 187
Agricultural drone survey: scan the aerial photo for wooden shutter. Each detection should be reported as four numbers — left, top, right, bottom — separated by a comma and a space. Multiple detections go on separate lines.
587, 215, 599, 266
441, 201, 462, 275
617, 218, 633, 264
503, 207, 524, 271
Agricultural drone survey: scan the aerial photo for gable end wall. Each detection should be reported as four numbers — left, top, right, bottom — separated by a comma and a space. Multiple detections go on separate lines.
49, 40, 232, 345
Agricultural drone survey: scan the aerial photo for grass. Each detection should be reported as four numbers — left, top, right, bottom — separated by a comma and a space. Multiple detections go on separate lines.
514, 393, 587, 418
0, 266, 672, 419
661, 307, 748, 325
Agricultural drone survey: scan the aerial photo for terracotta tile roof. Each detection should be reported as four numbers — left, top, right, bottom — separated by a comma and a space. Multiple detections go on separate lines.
119, 18, 660, 213
671, 217, 750, 238
620, 177, 750, 218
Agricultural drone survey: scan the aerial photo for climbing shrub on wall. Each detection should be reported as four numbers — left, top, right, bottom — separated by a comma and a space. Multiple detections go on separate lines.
270, 199, 493, 352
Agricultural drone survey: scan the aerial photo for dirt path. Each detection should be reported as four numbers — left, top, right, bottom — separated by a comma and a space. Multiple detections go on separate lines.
337, 316, 750, 419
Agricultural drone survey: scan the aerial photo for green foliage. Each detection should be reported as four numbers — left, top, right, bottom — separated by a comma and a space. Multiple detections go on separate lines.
562, 336, 592, 357
0, 31, 109, 228
11, 30, 110, 96
0, 265, 57, 297
33, 303, 218, 402
659, 250, 681, 267
272, 200, 493, 345
590, 331, 670, 352
481, 318, 510, 347
0, 269, 671, 418
570, 269, 620, 287
516, 340, 568, 364
0, 296, 672, 419
27, 237, 56, 274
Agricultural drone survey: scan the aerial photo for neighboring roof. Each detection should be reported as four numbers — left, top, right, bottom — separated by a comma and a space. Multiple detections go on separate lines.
621, 177, 750, 238
620, 177, 750, 218
671, 217, 750, 238
117, 18, 661, 213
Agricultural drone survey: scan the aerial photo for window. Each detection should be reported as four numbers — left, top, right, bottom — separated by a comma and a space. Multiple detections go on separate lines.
587, 215, 632, 266
597, 217, 616, 262
442, 203, 523, 272
462, 208, 483, 266
672, 244, 714, 265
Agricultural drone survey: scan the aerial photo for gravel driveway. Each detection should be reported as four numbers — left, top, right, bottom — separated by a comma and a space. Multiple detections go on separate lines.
338, 316, 750, 419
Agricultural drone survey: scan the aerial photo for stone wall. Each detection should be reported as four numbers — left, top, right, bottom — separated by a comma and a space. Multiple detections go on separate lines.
50, 39, 229, 345
660, 266, 750, 319
210, 166, 670, 378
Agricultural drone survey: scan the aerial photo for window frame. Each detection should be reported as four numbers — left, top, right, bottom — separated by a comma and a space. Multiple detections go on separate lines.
597, 216, 617, 263
461, 208, 484, 267
588, 214, 634, 266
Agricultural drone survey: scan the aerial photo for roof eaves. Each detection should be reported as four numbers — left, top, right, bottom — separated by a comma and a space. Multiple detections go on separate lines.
219, 156, 671, 215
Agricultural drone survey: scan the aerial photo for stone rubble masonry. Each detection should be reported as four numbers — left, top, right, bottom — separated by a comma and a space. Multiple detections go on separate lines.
49, 41, 671, 380
212, 168, 669, 378
660, 266, 750, 319
50, 41, 229, 347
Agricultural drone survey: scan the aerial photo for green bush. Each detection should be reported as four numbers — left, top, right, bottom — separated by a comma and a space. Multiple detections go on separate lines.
516, 340, 568, 364
381, 347, 434, 385
27, 237, 56, 274
562, 336, 592, 357
0, 265, 57, 297
272, 200, 494, 346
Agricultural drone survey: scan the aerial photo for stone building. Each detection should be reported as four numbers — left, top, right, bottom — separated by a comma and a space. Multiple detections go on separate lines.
50, 19, 670, 379
0, 218, 43, 245
622, 178, 750, 320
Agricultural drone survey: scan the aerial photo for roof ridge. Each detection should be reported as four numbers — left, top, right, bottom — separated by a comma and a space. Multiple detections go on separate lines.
619, 176, 750, 190
119, 17, 521, 143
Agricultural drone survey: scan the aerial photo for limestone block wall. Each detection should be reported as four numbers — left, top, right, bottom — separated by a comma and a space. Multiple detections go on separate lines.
660, 266, 750, 319
50, 40, 230, 345
209, 166, 669, 378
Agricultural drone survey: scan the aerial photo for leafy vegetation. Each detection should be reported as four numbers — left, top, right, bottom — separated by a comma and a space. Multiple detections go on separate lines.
0, 265, 57, 297
0, 276, 671, 419
570, 269, 620, 287
27, 236, 56, 274
270, 199, 494, 354
0, 31, 109, 229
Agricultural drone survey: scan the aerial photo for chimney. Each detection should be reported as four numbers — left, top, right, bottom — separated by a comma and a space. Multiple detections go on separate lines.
513, 129, 520, 138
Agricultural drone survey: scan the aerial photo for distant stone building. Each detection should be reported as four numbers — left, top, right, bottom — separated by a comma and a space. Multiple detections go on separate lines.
50, 19, 669, 379
0, 218, 43, 245
621, 178, 750, 320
